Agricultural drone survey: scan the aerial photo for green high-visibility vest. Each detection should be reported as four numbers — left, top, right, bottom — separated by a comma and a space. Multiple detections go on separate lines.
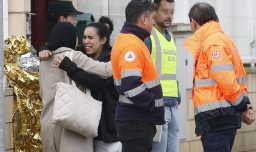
150, 27, 178, 97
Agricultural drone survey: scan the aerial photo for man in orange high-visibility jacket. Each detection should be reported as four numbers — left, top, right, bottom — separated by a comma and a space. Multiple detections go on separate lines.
184, 2, 254, 152
111, 0, 165, 151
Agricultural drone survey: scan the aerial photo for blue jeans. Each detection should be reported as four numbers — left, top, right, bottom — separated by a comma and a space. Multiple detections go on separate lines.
152, 105, 179, 152
201, 128, 237, 152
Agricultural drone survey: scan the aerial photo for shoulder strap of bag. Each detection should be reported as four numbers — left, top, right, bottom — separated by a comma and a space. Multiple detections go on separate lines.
64, 51, 91, 95
64, 51, 76, 86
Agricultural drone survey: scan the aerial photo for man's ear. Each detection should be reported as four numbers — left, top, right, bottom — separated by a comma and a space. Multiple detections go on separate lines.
190, 18, 196, 28
136, 15, 145, 27
191, 18, 200, 30
138, 15, 146, 25
59, 16, 65, 22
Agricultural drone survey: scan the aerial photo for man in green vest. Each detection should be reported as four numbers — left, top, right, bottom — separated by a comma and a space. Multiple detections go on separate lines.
145, 0, 180, 151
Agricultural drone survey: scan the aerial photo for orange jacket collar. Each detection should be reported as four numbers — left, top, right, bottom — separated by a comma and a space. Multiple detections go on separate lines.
184, 21, 223, 59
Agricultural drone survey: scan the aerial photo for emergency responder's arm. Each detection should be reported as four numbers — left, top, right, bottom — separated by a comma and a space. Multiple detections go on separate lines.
119, 48, 156, 111
206, 46, 249, 112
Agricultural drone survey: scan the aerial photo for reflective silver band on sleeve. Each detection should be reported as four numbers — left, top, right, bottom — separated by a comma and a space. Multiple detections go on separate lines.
229, 92, 243, 106
119, 95, 164, 107
194, 76, 246, 87
121, 69, 142, 78
144, 79, 160, 88
211, 64, 234, 73
114, 79, 121, 86
194, 78, 216, 87
194, 100, 232, 115
123, 84, 145, 97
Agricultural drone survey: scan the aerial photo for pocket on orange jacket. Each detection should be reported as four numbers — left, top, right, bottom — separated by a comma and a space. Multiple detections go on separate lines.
196, 64, 209, 79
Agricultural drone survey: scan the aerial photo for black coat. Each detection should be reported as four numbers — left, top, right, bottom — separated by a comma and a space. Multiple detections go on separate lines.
59, 48, 119, 143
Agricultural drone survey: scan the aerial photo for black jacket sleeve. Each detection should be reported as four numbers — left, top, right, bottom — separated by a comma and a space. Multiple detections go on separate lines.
59, 57, 113, 89
234, 96, 250, 113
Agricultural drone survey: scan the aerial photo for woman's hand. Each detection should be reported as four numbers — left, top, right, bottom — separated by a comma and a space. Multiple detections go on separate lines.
53, 55, 65, 67
39, 50, 52, 60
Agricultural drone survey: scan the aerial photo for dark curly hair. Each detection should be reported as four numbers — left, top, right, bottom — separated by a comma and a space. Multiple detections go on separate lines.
99, 16, 114, 35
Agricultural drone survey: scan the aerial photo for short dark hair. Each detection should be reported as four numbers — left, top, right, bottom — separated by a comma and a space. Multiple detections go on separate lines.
188, 2, 219, 26
125, 0, 156, 24
86, 22, 111, 50
99, 16, 114, 35
153, 0, 174, 8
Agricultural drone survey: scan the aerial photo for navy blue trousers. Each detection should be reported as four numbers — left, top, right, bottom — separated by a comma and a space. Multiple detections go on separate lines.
116, 120, 156, 152
201, 128, 237, 152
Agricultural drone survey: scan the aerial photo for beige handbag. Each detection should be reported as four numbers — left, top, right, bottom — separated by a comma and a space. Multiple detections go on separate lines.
53, 51, 102, 138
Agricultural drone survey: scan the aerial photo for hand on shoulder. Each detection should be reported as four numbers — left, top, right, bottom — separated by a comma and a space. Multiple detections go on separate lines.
53, 55, 65, 68
39, 50, 52, 60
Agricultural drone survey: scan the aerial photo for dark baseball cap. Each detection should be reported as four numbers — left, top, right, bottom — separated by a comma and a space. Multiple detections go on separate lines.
48, 1, 83, 16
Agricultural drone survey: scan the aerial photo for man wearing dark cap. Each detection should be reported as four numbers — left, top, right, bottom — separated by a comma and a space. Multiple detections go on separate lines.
39, 0, 83, 59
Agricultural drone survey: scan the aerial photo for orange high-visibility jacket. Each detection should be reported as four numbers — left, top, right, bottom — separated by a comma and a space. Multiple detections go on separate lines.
111, 32, 165, 125
184, 21, 250, 135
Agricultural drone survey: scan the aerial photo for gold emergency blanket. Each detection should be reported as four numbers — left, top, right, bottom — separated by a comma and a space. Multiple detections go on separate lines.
4, 36, 42, 151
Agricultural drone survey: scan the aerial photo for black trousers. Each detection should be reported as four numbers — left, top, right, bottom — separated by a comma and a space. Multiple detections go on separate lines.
116, 120, 156, 152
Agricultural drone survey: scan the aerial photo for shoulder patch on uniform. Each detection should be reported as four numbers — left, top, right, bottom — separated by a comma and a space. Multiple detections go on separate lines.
212, 50, 221, 58
124, 51, 136, 62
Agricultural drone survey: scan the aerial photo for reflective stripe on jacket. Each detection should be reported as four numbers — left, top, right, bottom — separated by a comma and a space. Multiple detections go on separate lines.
150, 27, 178, 97
184, 21, 249, 135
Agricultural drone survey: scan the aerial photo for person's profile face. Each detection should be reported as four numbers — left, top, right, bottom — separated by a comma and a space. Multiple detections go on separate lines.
60, 15, 78, 27
143, 11, 156, 33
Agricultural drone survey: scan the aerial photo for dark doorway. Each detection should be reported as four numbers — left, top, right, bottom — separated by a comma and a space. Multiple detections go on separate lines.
31, 0, 57, 51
